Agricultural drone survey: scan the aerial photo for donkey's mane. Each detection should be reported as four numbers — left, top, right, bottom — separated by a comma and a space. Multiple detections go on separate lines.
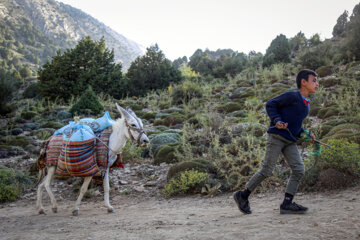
112, 118, 125, 132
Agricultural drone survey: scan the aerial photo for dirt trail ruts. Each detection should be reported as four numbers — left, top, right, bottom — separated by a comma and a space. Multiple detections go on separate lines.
1, 186, 359, 240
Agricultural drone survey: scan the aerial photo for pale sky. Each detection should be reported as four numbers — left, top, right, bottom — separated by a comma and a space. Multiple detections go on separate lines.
58, 0, 358, 61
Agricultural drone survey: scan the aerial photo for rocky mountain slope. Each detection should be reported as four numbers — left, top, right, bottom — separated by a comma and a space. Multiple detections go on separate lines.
0, 0, 143, 70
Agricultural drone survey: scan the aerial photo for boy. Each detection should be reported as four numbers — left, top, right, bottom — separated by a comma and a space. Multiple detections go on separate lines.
234, 69, 319, 214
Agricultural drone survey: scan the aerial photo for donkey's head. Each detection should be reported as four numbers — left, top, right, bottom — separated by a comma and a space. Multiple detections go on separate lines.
116, 103, 149, 146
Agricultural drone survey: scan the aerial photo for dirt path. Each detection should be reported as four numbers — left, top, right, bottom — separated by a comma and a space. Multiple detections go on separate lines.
1, 186, 360, 240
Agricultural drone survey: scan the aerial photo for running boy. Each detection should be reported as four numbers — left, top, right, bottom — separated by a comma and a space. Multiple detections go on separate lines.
234, 69, 319, 214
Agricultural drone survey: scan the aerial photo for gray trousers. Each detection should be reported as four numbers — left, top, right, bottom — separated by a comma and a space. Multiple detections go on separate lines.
246, 133, 305, 196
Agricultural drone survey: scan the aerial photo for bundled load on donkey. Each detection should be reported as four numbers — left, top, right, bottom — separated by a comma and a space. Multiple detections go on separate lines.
38, 111, 121, 178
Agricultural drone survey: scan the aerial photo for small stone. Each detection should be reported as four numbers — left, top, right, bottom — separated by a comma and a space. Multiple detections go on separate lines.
134, 186, 146, 192
119, 180, 128, 185
144, 181, 157, 187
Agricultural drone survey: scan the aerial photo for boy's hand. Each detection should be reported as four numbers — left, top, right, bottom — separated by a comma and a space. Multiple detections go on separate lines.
276, 121, 288, 129
310, 132, 316, 143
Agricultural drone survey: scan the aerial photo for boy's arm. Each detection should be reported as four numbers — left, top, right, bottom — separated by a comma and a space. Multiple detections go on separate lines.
265, 92, 291, 125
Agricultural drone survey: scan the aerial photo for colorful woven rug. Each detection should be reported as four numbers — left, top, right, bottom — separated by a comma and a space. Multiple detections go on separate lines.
56, 138, 99, 177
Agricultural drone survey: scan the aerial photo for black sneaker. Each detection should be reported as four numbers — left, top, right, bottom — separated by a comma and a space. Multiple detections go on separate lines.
280, 202, 308, 214
233, 191, 251, 214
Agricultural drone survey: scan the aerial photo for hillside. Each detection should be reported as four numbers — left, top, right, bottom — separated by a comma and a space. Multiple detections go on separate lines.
0, 0, 143, 70
0, 1, 359, 227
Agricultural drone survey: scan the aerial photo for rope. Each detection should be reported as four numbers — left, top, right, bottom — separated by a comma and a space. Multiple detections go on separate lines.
299, 129, 322, 156
270, 124, 328, 155
64, 131, 72, 175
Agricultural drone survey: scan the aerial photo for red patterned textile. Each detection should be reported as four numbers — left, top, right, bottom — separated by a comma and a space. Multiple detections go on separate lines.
95, 128, 112, 168
45, 135, 63, 167
56, 138, 99, 177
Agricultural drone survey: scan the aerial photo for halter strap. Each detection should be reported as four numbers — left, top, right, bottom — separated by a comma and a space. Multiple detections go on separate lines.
124, 118, 145, 145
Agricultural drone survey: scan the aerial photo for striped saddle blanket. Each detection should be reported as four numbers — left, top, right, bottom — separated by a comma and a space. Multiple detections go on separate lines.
44, 128, 122, 177
56, 138, 98, 177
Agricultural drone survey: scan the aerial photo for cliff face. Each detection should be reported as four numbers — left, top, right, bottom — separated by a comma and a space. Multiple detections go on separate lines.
0, 0, 143, 69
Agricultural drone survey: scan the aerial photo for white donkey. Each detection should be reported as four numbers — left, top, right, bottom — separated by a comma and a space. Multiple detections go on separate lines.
36, 103, 149, 216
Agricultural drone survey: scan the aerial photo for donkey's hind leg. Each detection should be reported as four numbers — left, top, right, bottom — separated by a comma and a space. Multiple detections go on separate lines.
44, 166, 58, 213
72, 176, 92, 216
36, 166, 57, 214
36, 171, 46, 214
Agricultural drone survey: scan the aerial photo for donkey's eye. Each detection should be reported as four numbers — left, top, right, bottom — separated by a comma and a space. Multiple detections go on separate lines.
131, 124, 137, 127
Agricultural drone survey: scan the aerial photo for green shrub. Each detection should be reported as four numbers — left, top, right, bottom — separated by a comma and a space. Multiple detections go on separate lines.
228, 110, 248, 118
264, 87, 288, 101
41, 121, 63, 129
167, 158, 214, 180
154, 144, 179, 165
153, 118, 164, 126
23, 83, 40, 99
162, 113, 185, 127
122, 141, 142, 163
322, 123, 360, 144
321, 78, 341, 88
150, 133, 181, 154
161, 107, 185, 114
142, 112, 156, 121
309, 105, 321, 116
318, 124, 333, 138
163, 170, 208, 198
299, 167, 321, 192
171, 81, 203, 105
0, 167, 32, 203
299, 49, 326, 70
323, 106, 341, 118
322, 118, 347, 127
222, 102, 243, 113
0, 69, 17, 115
70, 86, 103, 115
6, 136, 31, 148
316, 66, 333, 77
229, 87, 256, 100
317, 106, 341, 119
21, 111, 37, 120
318, 139, 360, 175
227, 171, 248, 190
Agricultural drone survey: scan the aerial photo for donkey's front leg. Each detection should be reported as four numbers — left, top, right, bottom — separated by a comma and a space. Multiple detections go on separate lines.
72, 176, 92, 216
37, 166, 57, 214
103, 167, 114, 213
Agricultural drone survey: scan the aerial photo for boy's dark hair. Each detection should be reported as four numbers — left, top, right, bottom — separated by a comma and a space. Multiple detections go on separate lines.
296, 69, 317, 89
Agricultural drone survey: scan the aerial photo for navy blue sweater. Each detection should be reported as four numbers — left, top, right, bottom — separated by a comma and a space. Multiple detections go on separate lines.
266, 91, 309, 142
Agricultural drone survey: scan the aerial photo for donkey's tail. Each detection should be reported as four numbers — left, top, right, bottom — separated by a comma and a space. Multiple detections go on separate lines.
35, 169, 46, 186
35, 139, 50, 186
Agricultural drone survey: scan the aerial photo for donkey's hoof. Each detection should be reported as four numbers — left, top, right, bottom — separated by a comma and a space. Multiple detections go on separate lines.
107, 208, 115, 213
72, 210, 79, 216
52, 207, 57, 213
39, 209, 46, 215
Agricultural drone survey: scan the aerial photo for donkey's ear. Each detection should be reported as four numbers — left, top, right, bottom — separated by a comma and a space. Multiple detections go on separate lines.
126, 106, 137, 118
116, 103, 131, 119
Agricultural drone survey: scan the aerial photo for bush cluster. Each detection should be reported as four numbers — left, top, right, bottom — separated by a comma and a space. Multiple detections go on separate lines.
163, 170, 208, 198
70, 86, 103, 115
0, 167, 32, 203
171, 81, 203, 105
318, 138, 360, 175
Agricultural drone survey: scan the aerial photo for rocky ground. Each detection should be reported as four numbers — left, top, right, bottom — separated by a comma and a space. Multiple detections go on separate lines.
0, 153, 359, 240
0, 182, 359, 240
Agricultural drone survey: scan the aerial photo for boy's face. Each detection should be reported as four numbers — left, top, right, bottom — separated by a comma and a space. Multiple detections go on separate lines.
302, 75, 319, 93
